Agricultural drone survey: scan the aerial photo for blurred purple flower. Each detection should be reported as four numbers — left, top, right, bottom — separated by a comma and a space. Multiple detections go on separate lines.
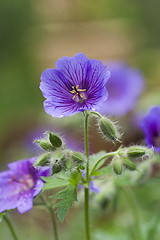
141, 106, 160, 152
79, 171, 99, 194
0, 158, 51, 214
99, 62, 145, 116
40, 53, 110, 118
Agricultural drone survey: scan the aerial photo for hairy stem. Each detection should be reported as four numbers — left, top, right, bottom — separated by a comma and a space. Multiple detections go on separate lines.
84, 111, 90, 240
4, 215, 18, 240
40, 196, 59, 240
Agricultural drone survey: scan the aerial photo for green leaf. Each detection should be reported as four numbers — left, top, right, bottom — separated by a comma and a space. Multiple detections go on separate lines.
42, 176, 70, 190
97, 165, 113, 176
0, 212, 6, 223
51, 185, 77, 222
89, 151, 107, 175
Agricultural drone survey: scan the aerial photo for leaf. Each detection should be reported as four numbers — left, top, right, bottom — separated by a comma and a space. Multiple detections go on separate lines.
51, 185, 77, 222
97, 165, 113, 176
89, 151, 107, 175
0, 212, 6, 223
42, 176, 70, 190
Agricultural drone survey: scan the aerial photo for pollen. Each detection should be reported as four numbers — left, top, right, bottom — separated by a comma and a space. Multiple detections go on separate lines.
70, 85, 86, 100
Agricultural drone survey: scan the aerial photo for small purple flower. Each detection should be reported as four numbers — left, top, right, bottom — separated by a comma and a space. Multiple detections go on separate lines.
0, 157, 51, 214
79, 171, 100, 194
99, 62, 145, 116
40, 53, 110, 118
141, 106, 160, 152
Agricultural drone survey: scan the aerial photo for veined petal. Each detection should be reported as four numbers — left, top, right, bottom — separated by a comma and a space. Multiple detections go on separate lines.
40, 69, 73, 99
55, 53, 89, 87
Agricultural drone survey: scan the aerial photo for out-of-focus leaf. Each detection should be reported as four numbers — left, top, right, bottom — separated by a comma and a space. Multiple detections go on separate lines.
89, 151, 107, 175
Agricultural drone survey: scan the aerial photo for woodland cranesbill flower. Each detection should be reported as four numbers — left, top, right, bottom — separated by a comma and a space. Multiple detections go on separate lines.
0, 157, 51, 214
141, 106, 160, 152
99, 62, 144, 116
40, 53, 110, 118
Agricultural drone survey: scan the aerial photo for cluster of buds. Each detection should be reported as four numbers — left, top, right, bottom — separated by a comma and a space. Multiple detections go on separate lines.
34, 131, 86, 175
51, 150, 86, 175
112, 146, 154, 175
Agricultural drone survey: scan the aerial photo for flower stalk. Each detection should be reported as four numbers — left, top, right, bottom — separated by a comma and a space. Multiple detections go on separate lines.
84, 111, 90, 240
4, 215, 19, 240
40, 196, 59, 240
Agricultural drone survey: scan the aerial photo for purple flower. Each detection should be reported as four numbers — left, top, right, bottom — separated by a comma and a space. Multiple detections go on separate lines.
99, 62, 145, 116
141, 106, 160, 152
0, 157, 51, 214
79, 171, 99, 194
40, 53, 110, 118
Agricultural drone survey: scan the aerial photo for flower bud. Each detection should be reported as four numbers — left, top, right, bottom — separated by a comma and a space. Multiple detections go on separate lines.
35, 140, 56, 151
127, 146, 153, 158
52, 163, 62, 174
34, 153, 52, 167
48, 131, 62, 148
79, 165, 85, 170
99, 117, 120, 142
65, 158, 73, 170
112, 157, 123, 175
70, 169, 79, 178
72, 152, 86, 164
122, 157, 137, 171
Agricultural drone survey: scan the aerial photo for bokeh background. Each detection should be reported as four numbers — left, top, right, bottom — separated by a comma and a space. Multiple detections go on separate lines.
0, 0, 160, 239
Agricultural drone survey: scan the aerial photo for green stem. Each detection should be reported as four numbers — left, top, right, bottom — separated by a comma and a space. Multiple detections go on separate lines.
4, 215, 18, 240
89, 111, 102, 118
84, 111, 90, 240
85, 111, 89, 181
90, 152, 117, 176
40, 196, 59, 240
85, 188, 90, 240
123, 187, 144, 240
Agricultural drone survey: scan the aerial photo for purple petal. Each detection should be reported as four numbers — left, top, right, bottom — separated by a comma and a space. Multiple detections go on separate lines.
141, 106, 160, 152
89, 181, 100, 194
17, 192, 33, 214
55, 53, 89, 87
33, 179, 44, 197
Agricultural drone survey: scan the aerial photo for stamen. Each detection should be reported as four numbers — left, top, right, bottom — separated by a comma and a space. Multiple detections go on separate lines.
70, 85, 86, 100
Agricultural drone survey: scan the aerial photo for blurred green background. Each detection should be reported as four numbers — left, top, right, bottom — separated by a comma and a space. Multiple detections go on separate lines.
0, 0, 160, 239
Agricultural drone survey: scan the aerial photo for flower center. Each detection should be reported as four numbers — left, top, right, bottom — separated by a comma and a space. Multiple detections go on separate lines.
9, 174, 34, 191
70, 85, 86, 102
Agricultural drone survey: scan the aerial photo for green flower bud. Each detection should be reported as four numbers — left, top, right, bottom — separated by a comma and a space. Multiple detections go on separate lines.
48, 131, 62, 148
34, 153, 52, 167
35, 140, 56, 151
79, 165, 85, 170
72, 152, 86, 164
112, 158, 123, 175
65, 158, 73, 170
127, 146, 153, 158
52, 163, 62, 174
70, 169, 79, 178
99, 117, 120, 142
122, 157, 137, 171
